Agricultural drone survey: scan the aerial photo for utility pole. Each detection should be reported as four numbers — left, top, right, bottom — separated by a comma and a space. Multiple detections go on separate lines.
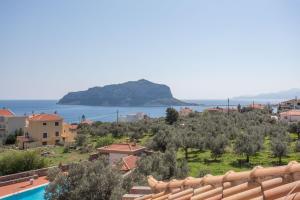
295, 96, 297, 110
116, 110, 119, 124
227, 98, 230, 116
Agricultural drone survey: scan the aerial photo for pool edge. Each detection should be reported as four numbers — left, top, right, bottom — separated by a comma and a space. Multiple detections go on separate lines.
0, 183, 49, 200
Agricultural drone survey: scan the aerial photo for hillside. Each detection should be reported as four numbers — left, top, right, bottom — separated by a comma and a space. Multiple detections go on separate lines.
234, 88, 300, 100
58, 79, 195, 106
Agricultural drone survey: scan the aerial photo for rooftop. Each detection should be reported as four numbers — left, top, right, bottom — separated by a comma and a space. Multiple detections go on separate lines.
0, 109, 14, 117
280, 109, 300, 116
98, 143, 146, 154
28, 114, 63, 121
134, 161, 300, 200
121, 155, 139, 171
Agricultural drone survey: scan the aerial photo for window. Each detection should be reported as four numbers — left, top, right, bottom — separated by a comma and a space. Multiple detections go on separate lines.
43, 132, 47, 138
55, 140, 60, 145
55, 131, 59, 137
55, 122, 59, 126
42, 142, 47, 146
43, 122, 47, 126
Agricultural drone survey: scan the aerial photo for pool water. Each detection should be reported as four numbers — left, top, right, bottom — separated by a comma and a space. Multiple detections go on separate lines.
1, 185, 46, 200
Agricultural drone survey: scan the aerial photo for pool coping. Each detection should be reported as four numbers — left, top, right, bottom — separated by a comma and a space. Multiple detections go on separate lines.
0, 183, 49, 199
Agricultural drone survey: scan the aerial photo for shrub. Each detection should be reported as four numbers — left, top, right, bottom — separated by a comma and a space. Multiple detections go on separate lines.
95, 135, 114, 148
295, 141, 300, 152
0, 151, 46, 176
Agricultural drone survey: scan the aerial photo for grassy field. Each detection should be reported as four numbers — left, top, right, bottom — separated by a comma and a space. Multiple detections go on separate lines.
177, 133, 300, 177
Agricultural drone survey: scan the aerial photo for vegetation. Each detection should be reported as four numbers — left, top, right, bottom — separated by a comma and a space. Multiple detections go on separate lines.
0, 151, 46, 176
45, 157, 125, 200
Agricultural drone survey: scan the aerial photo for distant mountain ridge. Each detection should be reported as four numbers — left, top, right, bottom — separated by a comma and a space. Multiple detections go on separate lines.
58, 79, 195, 107
234, 88, 300, 100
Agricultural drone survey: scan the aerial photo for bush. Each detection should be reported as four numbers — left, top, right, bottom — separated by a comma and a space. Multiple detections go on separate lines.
295, 141, 300, 152
95, 135, 114, 148
0, 151, 46, 176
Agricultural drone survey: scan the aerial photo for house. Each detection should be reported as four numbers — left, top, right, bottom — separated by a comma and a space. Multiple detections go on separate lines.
280, 110, 300, 122
97, 143, 146, 165
123, 161, 300, 200
61, 123, 78, 144
119, 113, 147, 123
0, 109, 27, 138
179, 107, 193, 117
248, 103, 265, 110
279, 98, 300, 111
17, 113, 75, 149
205, 107, 237, 113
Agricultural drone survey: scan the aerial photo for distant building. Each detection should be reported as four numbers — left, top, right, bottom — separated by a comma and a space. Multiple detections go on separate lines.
279, 110, 300, 123
17, 113, 76, 149
205, 107, 237, 113
119, 112, 147, 122
179, 107, 193, 117
248, 103, 265, 110
0, 109, 27, 138
279, 99, 300, 111
97, 143, 146, 165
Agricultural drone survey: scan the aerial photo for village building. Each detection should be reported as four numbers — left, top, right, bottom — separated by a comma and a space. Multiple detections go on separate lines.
119, 112, 147, 122
97, 143, 146, 165
17, 113, 77, 149
279, 98, 300, 111
279, 109, 300, 123
61, 123, 78, 144
179, 107, 194, 117
205, 107, 237, 113
248, 103, 265, 110
0, 109, 27, 138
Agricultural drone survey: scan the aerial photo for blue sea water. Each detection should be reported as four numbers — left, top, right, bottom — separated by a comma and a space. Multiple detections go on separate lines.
0, 185, 46, 200
0, 99, 280, 123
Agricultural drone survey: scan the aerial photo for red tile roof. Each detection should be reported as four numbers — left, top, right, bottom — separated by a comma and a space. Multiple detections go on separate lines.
29, 114, 62, 121
280, 110, 300, 117
0, 109, 14, 117
132, 161, 300, 200
98, 143, 146, 154
121, 155, 139, 171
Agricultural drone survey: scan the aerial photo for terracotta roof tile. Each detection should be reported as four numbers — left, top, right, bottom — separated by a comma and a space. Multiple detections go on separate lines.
98, 143, 146, 154
0, 109, 14, 117
129, 161, 300, 200
121, 155, 139, 171
29, 114, 62, 121
280, 110, 300, 117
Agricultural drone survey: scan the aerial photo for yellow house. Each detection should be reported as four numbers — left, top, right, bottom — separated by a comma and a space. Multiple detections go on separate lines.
61, 123, 78, 144
17, 113, 78, 149
24, 114, 63, 146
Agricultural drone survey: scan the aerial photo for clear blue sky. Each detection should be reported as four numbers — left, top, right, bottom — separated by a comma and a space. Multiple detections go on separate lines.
0, 0, 299, 100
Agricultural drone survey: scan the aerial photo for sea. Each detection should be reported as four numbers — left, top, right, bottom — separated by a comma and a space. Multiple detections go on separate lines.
0, 99, 282, 123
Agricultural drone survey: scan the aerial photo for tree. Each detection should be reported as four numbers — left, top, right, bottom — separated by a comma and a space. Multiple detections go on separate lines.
165, 108, 179, 125
234, 130, 263, 163
75, 134, 87, 147
149, 127, 176, 152
45, 157, 125, 200
271, 133, 289, 164
209, 134, 228, 160
288, 122, 300, 140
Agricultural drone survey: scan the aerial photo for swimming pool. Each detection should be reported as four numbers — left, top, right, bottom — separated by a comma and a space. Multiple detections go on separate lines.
0, 184, 47, 200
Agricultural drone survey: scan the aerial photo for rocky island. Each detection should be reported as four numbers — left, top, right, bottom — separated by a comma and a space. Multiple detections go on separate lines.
58, 79, 196, 107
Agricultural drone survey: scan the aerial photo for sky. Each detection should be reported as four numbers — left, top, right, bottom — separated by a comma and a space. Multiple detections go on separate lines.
0, 0, 299, 100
